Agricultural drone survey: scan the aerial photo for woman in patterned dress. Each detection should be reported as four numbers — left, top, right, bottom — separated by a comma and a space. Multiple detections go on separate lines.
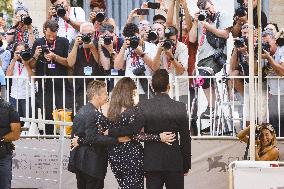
107, 77, 175, 189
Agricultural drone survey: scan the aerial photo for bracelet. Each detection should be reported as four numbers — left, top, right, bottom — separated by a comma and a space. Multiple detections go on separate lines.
0, 137, 4, 142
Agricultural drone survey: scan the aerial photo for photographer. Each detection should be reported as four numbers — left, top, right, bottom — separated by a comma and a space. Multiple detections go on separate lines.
6, 3, 39, 49
153, 26, 189, 105
89, 0, 116, 40
231, 4, 247, 38
6, 42, 34, 124
0, 86, 21, 189
67, 22, 104, 111
188, 0, 232, 118
97, 23, 124, 75
262, 30, 284, 137
114, 23, 157, 100
237, 123, 279, 161
30, 20, 71, 135
48, 0, 86, 43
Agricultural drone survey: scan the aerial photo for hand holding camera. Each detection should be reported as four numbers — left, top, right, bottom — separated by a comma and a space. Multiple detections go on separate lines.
44, 51, 56, 62
90, 11, 105, 23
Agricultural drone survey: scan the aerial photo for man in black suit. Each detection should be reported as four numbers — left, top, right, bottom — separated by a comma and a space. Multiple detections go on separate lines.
69, 80, 127, 189
106, 69, 191, 189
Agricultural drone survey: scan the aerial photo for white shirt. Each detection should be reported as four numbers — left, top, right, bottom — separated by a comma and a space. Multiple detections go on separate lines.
267, 46, 284, 95
10, 61, 31, 99
124, 41, 157, 94
160, 41, 189, 96
57, 7, 86, 43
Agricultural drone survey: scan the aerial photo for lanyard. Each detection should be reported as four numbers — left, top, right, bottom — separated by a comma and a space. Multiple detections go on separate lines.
17, 31, 23, 42
198, 27, 207, 49
114, 36, 118, 52
83, 48, 92, 63
131, 42, 145, 66
64, 10, 71, 38
18, 63, 24, 76
167, 45, 177, 70
46, 39, 56, 51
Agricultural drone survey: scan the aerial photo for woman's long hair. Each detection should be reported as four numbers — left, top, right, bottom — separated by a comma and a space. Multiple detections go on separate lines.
107, 78, 137, 122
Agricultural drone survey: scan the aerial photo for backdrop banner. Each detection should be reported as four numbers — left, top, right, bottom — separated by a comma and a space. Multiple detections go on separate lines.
11, 138, 284, 189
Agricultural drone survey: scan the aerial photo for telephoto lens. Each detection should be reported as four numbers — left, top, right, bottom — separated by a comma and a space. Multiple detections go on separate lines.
20, 50, 32, 61
95, 12, 105, 23
21, 15, 32, 25
162, 39, 173, 50
56, 4, 66, 17
148, 31, 158, 42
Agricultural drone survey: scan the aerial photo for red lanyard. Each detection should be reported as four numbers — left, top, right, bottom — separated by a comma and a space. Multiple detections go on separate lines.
131, 52, 139, 66
114, 36, 118, 52
46, 39, 56, 51
64, 10, 71, 37
18, 63, 24, 76
83, 48, 92, 63
167, 45, 177, 70
17, 31, 23, 42
95, 24, 100, 39
198, 27, 207, 49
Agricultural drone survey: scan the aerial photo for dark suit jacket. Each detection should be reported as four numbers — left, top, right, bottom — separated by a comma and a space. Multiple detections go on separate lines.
109, 93, 191, 173
70, 103, 117, 179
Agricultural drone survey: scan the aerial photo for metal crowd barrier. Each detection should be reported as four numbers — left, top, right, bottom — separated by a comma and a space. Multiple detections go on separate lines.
3, 75, 284, 137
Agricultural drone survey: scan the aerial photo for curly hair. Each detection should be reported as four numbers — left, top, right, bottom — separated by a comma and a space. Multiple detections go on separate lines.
90, 0, 106, 10
122, 23, 139, 38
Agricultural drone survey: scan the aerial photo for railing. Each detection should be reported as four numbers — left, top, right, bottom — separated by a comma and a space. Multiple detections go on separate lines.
3, 75, 284, 137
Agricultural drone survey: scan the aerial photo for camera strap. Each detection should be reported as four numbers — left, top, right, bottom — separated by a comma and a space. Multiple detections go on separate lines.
198, 27, 207, 49
45, 38, 56, 51
64, 11, 71, 38
18, 63, 25, 76
167, 45, 177, 70
114, 36, 118, 52
17, 31, 23, 42
83, 48, 92, 63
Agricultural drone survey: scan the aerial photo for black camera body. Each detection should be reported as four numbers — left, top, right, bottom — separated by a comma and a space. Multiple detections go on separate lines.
147, 2, 160, 9
95, 12, 105, 23
20, 50, 32, 61
198, 10, 208, 21
213, 51, 227, 66
81, 34, 92, 44
41, 45, 50, 54
129, 36, 140, 49
103, 36, 113, 45
148, 30, 159, 42
234, 37, 248, 48
163, 39, 173, 50
254, 41, 270, 55
235, 6, 247, 18
56, 4, 66, 17
277, 37, 284, 47
21, 15, 32, 25
132, 64, 146, 76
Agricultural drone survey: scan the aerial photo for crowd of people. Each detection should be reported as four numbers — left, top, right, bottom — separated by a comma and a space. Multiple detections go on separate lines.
0, 0, 283, 188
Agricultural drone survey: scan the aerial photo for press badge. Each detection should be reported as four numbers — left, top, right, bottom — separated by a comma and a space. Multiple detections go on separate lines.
84, 66, 93, 76
48, 63, 56, 69
111, 69, 118, 76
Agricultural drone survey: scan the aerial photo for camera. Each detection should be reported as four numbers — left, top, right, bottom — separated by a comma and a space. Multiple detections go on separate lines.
95, 12, 105, 23
235, 6, 247, 17
41, 45, 49, 54
103, 36, 113, 45
276, 37, 284, 47
213, 51, 227, 66
162, 39, 173, 50
129, 36, 140, 49
20, 15, 32, 25
148, 30, 158, 42
132, 64, 146, 76
81, 34, 92, 44
254, 41, 270, 55
198, 10, 208, 21
20, 50, 32, 61
234, 37, 248, 48
55, 4, 66, 17
147, 2, 160, 9
137, 9, 149, 15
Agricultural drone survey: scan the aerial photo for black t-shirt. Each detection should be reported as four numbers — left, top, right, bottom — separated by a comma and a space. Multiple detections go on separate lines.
0, 99, 20, 137
31, 37, 69, 91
